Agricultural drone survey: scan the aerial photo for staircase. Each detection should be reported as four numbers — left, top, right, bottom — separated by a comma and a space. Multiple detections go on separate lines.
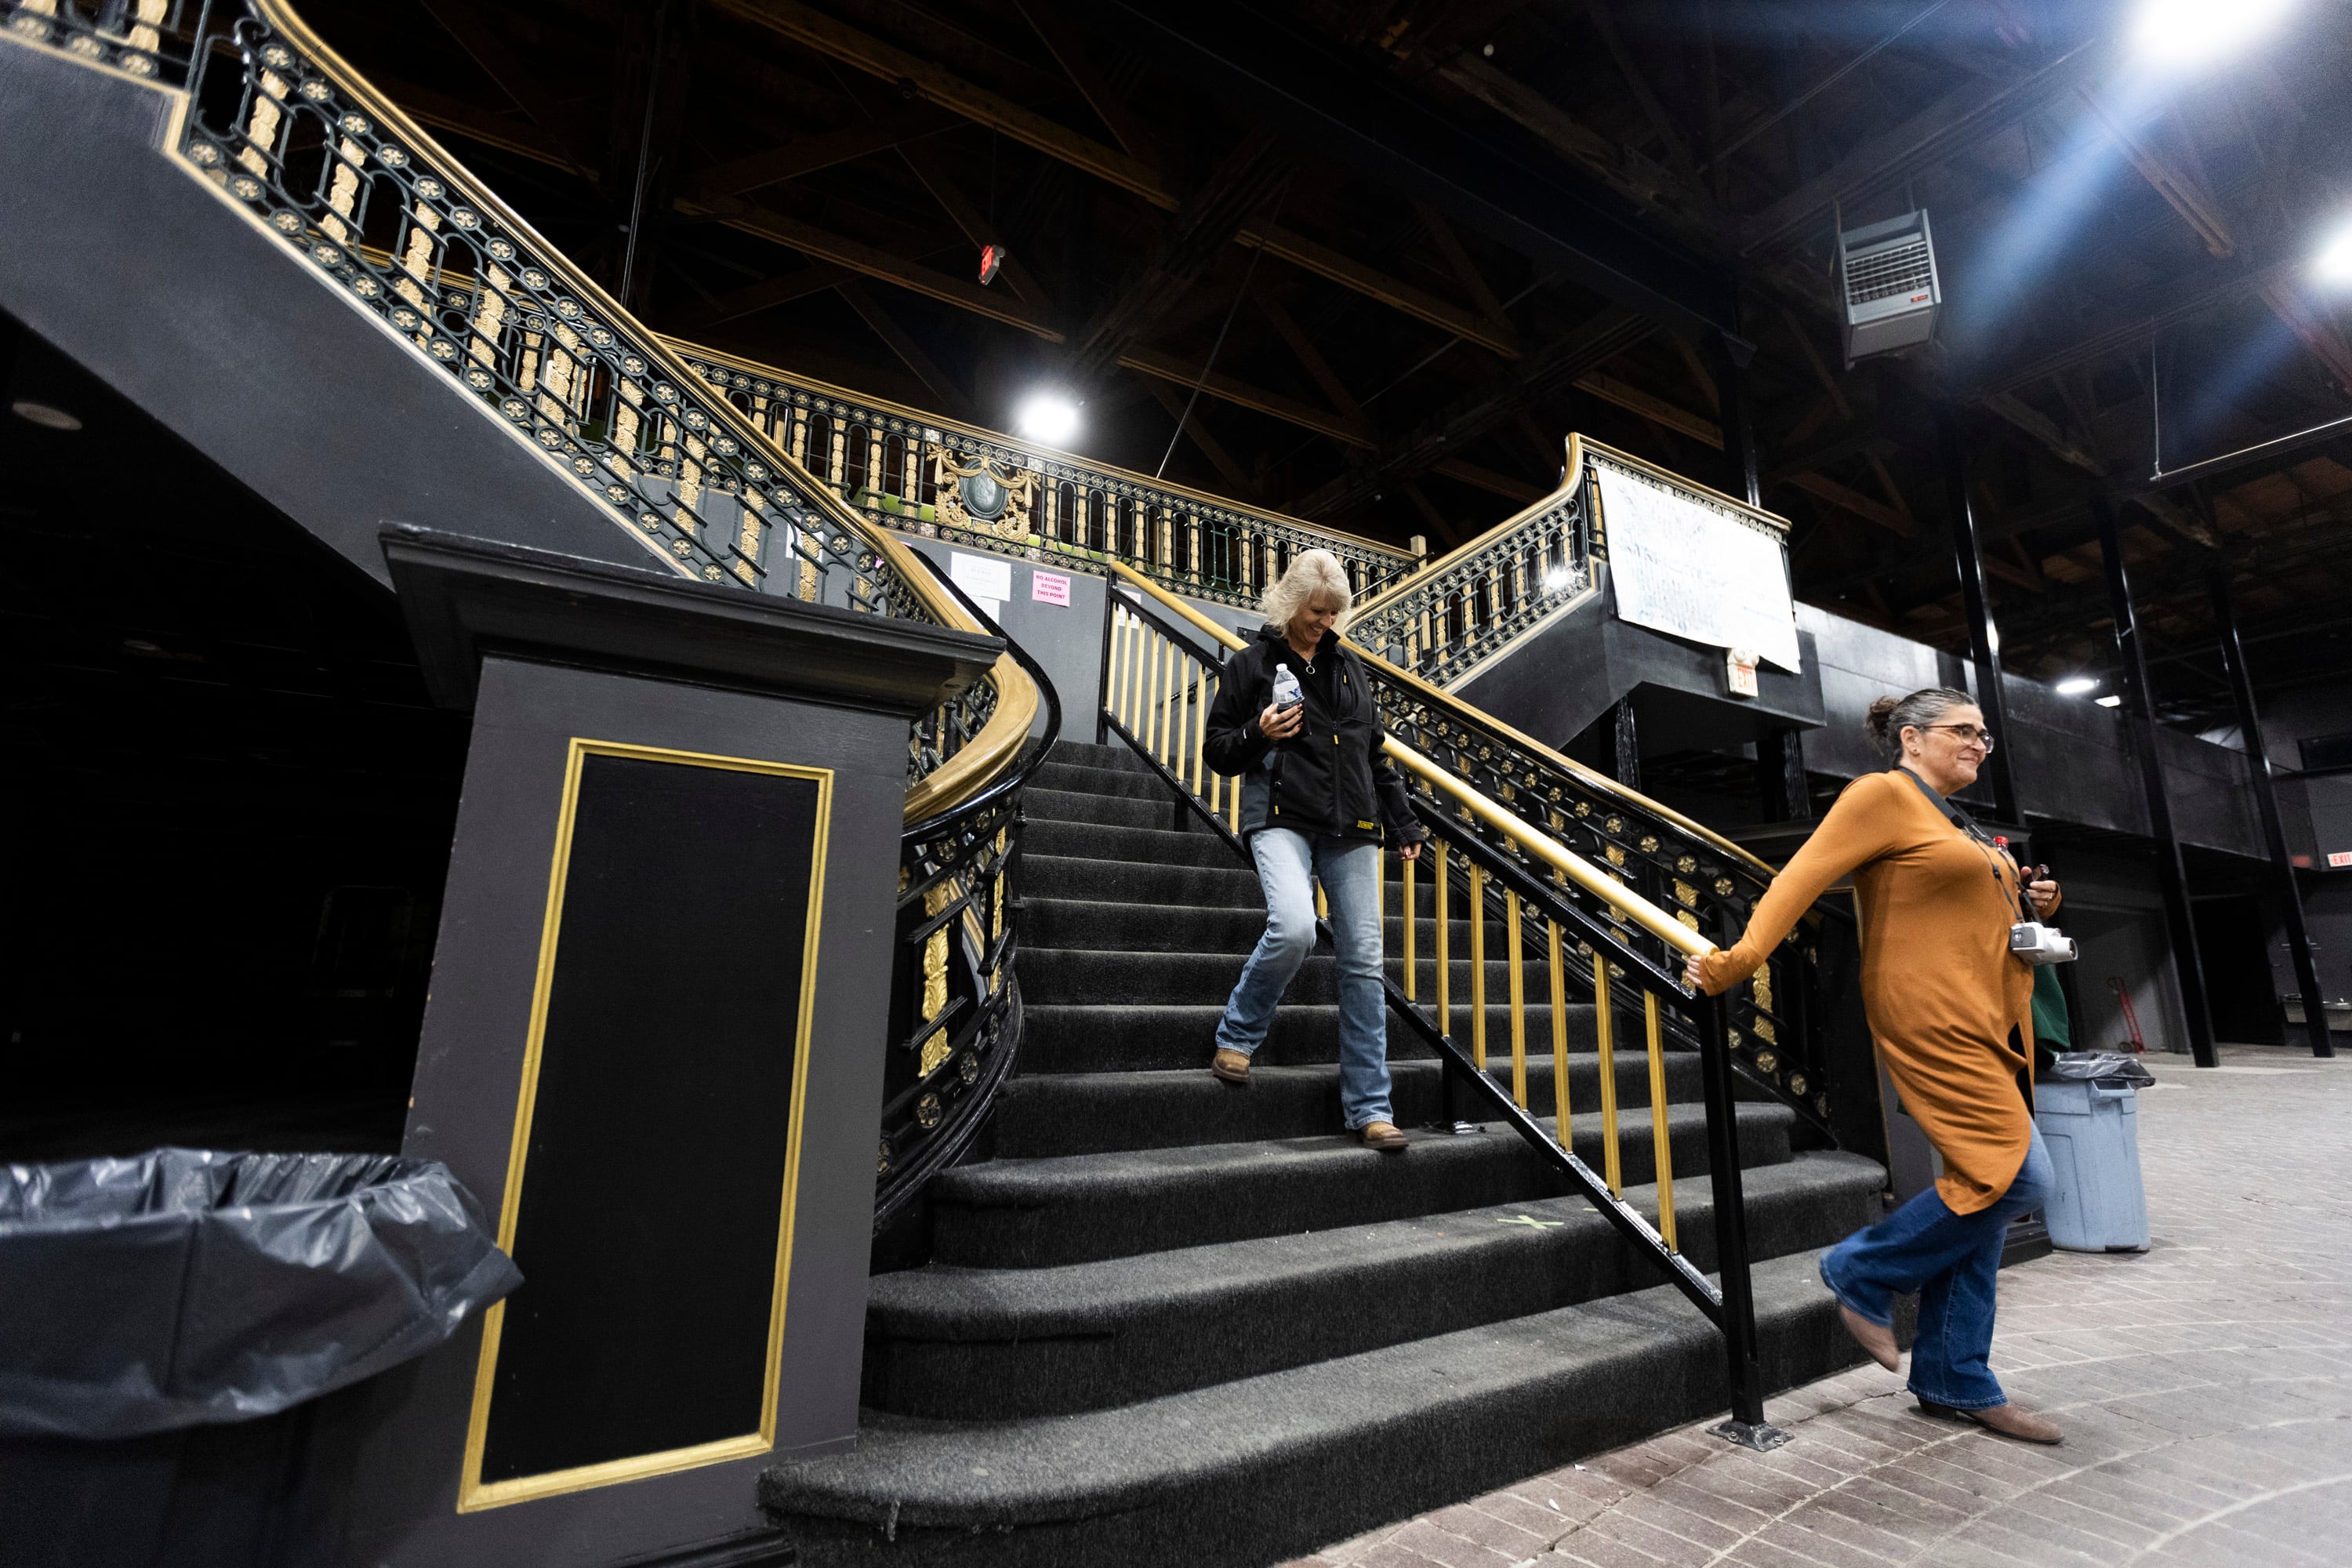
763, 739, 1883, 1566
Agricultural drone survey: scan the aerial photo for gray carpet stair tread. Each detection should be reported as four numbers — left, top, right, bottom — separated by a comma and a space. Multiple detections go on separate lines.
927, 1102, 1793, 1266
1020, 1000, 1611, 1073
1014, 945, 1596, 1006
991, 1057, 1699, 1157
1022, 852, 1265, 907
862, 1153, 1884, 1420
761, 1249, 1857, 1544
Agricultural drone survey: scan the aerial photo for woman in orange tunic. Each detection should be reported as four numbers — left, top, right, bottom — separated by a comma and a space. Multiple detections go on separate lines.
1686, 688, 2067, 1443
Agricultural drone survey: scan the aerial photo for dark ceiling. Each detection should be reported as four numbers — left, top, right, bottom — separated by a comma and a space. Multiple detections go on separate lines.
299, 0, 2352, 733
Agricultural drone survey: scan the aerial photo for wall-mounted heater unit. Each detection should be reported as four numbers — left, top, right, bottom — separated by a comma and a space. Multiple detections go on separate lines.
1838, 209, 1940, 366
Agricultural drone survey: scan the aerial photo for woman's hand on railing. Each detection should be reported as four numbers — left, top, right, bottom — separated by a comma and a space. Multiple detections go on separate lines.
1397, 841, 1422, 862
1682, 948, 1716, 991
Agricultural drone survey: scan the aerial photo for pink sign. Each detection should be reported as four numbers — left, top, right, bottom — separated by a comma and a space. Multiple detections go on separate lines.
2330, 851, 2352, 869
1031, 570, 1073, 608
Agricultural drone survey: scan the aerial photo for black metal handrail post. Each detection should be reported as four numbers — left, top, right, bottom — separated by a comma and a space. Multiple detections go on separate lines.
1696, 993, 1781, 1447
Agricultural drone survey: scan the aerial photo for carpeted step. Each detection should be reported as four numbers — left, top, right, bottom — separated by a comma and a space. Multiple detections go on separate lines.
1020, 1000, 1634, 1074
1014, 946, 1596, 1008
1022, 897, 1486, 957
762, 1249, 1864, 1568
993, 1056, 1699, 1158
1023, 786, 1196, 832
1029, 760, 1200, 804
1021, 853, 1263, 909
1025, 818, 1245, 869
927, 1100, 1793, 1268
862, 1151, 1883, 1420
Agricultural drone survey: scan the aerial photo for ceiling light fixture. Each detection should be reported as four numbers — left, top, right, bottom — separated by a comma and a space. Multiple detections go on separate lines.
10, 399, 82, 431
2096, 695, 2124, 708
2132, 0, 2293, 67
2055, 676, 2100, 695
2317, 221, 2352, 285
1014, 391, 1080, 447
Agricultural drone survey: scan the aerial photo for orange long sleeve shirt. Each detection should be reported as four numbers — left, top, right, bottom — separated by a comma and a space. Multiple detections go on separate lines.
1697, 768, 2045, 1214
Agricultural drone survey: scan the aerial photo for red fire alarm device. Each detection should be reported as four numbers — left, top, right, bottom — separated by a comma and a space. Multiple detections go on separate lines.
978, 244, 1006, 285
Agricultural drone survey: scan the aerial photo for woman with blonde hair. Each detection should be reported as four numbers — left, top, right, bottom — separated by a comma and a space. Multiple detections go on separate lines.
1203, 550, 1427, 1149
1685, 686, 2067, 1443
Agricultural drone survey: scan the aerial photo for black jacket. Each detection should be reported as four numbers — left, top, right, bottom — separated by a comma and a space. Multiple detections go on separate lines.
1203, 625, 1427, 845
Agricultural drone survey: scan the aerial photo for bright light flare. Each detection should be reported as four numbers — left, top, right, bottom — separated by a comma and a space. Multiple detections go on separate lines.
1014, 392, 1080, 446
2132, 0, 2293, 66
2056, 676, 2100, 695
2096, 695, 2124, 708
2318, 223, 2352, 285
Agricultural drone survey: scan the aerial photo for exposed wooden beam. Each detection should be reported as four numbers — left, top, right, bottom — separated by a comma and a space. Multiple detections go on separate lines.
1738, 41, 2101, 254
893, 136, 1052, 307
1417, 205, 1513, 333
1432, 456, 1547, 503
1252, 286, 1373, 434
1574, 372, 1722, 447
1236, 224, 1520, 358
1432, 51, 1703, 234
838, 280, 972, 416
710, 0, 1178, 208
414, 0, 599, 180
686, 107, 959, 201
1671, 334, 1721, 414
1143, 379, 1258, 499
668, 264, 852, 331
1980, 390, 2103, 476
699, 201, 1064, 339
1780, 306, 1852, 422
1784, 471, 1914, 535
1583, 0, 1701, 189
374, 72, 574, 169
1118, 346, 1376, 448
1402, 479, 1462, 547
1013, 0, 1163, 165
2081, 89, 2233, 258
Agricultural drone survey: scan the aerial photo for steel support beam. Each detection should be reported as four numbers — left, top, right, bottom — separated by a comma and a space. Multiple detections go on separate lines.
2208, 564, 2333, 1058
1938, 408, 2020, 821
2093, 495, 2219, 1068
1711, 328, 1760, 508
1075, 0, 1738, 341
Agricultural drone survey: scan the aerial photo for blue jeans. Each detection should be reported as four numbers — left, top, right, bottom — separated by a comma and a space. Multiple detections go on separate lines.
1819, 1126, 2052, 1409
1214, 828, 1392, 1130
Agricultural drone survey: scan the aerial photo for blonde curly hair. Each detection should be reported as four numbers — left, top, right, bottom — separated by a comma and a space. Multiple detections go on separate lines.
1259, 548, 1355, 633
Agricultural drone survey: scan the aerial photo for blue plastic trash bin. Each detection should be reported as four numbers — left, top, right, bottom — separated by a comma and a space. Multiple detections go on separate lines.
2034, 1076, 2151, 1252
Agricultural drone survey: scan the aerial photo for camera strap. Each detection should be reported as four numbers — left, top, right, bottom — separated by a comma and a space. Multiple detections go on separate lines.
1896, 767, 2034, 922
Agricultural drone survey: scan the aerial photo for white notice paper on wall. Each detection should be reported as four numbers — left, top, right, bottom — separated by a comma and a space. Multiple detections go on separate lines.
949, 552, 1012, 623
1597, 466, 1801, 673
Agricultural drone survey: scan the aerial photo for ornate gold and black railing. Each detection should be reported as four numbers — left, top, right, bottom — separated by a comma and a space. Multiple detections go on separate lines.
1098, 561, 1788, 1447
4, 0, 1050, 1214
666, 347, 1423, 612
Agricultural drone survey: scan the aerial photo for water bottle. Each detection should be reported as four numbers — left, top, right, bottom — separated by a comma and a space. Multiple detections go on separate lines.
1271, 663, 1303, 717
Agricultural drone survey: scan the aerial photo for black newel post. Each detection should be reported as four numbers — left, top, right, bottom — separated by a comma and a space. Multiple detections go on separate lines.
2092, 496, 2219, 1067
2208, 562, 2333, 1058
1613, 699, 1641, 789
1697, 994, 1782, 1447
1936, 408, 2020, 821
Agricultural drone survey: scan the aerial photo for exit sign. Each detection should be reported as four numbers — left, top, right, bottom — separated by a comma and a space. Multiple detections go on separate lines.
2330, 851, 2352, 869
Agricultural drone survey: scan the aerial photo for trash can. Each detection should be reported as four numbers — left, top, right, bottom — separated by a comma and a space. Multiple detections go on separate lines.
0, 1147, 520, 1568
2034, 1054, 2154, 1254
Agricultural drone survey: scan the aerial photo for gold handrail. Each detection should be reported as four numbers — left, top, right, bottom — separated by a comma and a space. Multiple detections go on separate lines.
250, 0, 1034, 824
1102, 561, 1705, 957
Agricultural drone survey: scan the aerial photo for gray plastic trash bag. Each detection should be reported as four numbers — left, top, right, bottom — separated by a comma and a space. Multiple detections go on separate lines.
0, 1148, 521, 1439
2039, 1050, 2156, 1087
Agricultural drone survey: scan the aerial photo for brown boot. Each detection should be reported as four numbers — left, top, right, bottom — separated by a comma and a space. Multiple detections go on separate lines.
1210, 1048, 1251, 1085
1919, 1399, 2063, 1445
1359, 1120, 1407, 1152
1837, 1302, 1901, 1373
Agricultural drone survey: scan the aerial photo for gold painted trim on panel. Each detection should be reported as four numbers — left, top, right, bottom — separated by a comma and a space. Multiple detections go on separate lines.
457, 738, 833, 1513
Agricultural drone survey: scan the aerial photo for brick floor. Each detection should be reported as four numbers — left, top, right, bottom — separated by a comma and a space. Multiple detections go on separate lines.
1281, 1044, 2352, 1567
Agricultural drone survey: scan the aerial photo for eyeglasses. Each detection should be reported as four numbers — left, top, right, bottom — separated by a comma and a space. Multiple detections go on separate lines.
1918, 724, 1995, 752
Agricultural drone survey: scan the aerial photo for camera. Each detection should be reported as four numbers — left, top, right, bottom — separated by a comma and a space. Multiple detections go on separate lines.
2009, 921, 2078, 966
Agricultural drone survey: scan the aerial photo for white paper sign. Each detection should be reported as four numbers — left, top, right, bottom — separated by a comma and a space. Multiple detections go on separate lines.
1598, 467, 1801, 673
1031, 570, 1072, 607
949, 552, 1013, 604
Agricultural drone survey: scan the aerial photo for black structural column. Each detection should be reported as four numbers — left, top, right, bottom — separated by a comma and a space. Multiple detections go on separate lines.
1936, 408, 2020, 820
1612, 699, 1641, 789
2093, 497, 2219, 1067
2209, 562, 2334, 1058
1712, 328, 1762, 509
